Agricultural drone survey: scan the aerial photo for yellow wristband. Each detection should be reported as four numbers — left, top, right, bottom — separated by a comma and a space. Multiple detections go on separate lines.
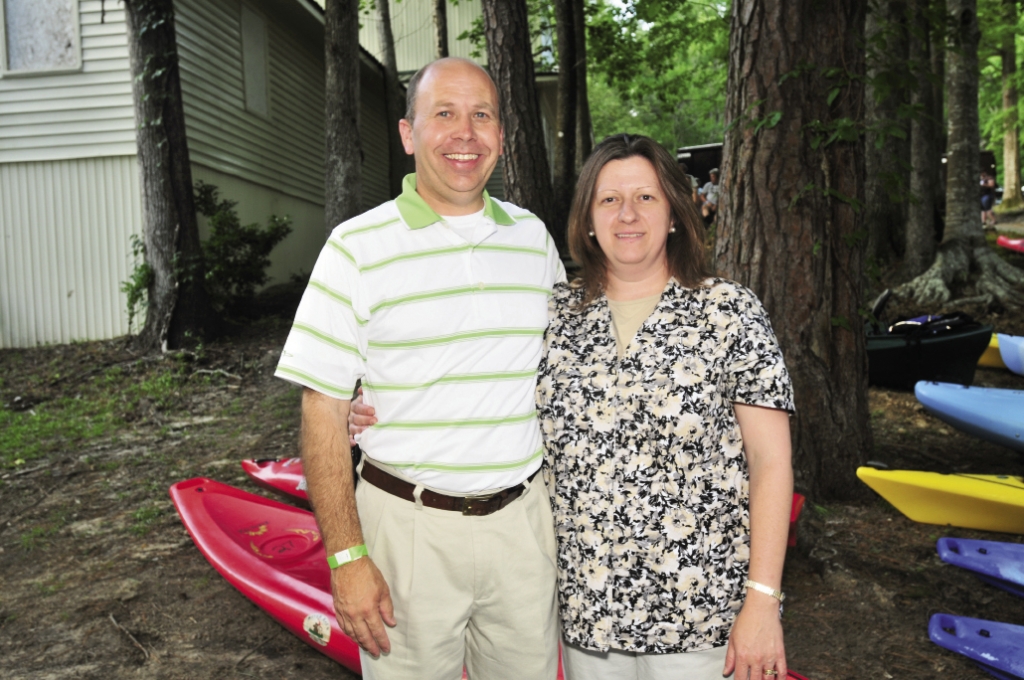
744, 579, 785, 602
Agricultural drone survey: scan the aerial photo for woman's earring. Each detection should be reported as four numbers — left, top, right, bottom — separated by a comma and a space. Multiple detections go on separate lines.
588, 231, 595, 237
669, 226, 677, 233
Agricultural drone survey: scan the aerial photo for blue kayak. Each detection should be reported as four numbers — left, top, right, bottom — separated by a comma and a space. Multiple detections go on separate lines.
914, 382, 1024, 454
1000, 334, 1024, 377
929, 614, 1024, 680
936, 537, 1024, 598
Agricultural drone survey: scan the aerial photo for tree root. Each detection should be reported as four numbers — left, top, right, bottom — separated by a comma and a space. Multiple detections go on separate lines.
894, 236, 1024, 310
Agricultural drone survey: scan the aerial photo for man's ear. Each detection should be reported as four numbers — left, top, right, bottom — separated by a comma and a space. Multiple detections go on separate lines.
399, 118, 415, 155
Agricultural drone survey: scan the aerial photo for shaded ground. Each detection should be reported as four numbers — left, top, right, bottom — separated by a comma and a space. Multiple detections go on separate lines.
2, 280, 1023, 680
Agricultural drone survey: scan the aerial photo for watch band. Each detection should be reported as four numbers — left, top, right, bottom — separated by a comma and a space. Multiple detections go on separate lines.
744, 579, 785, 602
327, 544, 369, 569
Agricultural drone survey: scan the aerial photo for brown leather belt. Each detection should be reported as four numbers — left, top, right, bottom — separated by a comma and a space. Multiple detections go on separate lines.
360, 460, 534, 516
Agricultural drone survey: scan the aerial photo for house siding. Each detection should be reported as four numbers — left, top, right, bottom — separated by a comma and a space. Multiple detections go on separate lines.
0, 156, 141, 348
0, 0, 136, 163
358, 0, 485, 74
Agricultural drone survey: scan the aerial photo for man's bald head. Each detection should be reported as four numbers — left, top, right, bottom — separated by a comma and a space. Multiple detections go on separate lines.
405, 57, 501, 125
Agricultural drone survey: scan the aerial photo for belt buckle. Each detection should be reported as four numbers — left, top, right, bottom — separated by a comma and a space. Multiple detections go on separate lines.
461, 492, 497, 516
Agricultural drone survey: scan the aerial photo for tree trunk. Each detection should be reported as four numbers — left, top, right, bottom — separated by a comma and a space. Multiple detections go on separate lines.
376, 0, 408, 199
124, 0, 214, 351
864, 0, 911, 266
552, 0, 577, 252
715, 0, 871, 501
931, 0, 947, 219
996, 0, 1023, 214
897, 0, 1024, 306
325, 0, 363, 237
573, 0, 593, 170
904, 0, 940, 276
434, 0, 449, 59
480, 0, 558, 241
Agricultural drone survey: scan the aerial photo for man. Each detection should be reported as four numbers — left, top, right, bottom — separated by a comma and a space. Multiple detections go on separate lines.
275, 57, 564, 680
699, 168, 720, 223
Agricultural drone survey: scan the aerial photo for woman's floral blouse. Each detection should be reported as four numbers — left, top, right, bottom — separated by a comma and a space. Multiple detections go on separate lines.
537, 278, 794, 654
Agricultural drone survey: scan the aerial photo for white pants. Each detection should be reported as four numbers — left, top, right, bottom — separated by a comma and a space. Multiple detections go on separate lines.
355, 469, 559, 680
562, 642, 729, 680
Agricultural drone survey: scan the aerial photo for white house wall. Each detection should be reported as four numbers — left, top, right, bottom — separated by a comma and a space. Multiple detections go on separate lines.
0, 157, 141, 348
0, 1, 135, 164
358, 0, 484, 74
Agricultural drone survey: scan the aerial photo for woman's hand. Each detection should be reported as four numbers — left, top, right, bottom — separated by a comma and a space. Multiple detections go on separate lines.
723, 591, 787, 679
347, 387, 378, 447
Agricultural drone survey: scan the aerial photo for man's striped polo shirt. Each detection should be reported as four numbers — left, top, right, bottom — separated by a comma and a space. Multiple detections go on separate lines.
275, 174, 565, 493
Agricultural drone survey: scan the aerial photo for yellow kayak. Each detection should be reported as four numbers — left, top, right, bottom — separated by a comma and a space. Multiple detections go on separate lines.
857, 467, 1024, 534
978, 334, 1007, 369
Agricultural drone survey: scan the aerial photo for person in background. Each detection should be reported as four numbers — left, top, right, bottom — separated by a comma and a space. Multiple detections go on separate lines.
539, 134, 794, 680
699, 167, 721, 224
277, 57, 564, 680
980, 170, 997, 229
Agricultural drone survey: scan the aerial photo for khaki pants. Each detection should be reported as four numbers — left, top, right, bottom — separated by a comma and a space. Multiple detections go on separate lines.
562, 642, 729, 680
355, 466, 559, 680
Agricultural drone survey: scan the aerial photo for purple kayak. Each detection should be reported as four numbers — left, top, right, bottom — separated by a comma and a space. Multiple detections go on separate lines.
937, 538, 1024, 599
929, 614, 1024, 680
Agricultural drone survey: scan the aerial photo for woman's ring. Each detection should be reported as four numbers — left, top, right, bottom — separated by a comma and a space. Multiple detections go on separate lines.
763, 671, 779, 677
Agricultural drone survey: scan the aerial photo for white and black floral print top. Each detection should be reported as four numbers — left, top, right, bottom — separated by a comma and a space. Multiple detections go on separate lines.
537, 277, 794, 654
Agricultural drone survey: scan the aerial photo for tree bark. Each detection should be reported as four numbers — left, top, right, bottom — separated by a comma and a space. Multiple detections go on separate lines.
434, 0, 449, 59
124, 0, 214, 351
325, 0, 363, 237
864, 0, 911, 266
480, 0, 558, 241
376, 0, 408, 199
715, 0, 871, 501
552, 0, 577, 252
996, 0, 1023, 214
573, 0, 593, 170
904, 0, 940, 276
897, 0, 1024, 306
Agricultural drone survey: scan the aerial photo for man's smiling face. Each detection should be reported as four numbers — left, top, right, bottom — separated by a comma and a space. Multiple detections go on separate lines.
398, 59, 504, 216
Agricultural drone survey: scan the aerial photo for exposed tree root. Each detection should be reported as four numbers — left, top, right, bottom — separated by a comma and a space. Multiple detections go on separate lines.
894, 235, 1024, 310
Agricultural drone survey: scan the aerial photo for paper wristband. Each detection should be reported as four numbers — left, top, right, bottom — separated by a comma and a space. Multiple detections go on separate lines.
744, 579, 785, 602
327, 544, 369, 569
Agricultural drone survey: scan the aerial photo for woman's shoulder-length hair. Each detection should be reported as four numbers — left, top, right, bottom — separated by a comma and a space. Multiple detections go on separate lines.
567, 133, 712, 308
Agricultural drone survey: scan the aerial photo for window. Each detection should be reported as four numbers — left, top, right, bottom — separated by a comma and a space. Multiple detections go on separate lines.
1, 0, 81, 75
240, 4, 269, 117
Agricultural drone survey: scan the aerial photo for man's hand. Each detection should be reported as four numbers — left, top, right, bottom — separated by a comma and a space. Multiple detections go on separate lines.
348, 387, 379, 447
331, 556, 396, 657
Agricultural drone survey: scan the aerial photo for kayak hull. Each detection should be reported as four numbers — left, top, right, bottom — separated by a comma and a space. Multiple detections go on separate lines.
929, 614, 1024, 680
997, 235, 1024, 255
240, 457, 309, 503
866, 325, 992, 390
856, 467, 1024, 534
980, 335, 1008, 369
999, 334, 1024, 377
936, 537, 1024, 599
170, 478, 361, 672
914, 382, 1024, 454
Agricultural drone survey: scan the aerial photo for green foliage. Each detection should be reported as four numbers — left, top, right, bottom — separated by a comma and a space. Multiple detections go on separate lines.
120, 182, 291, 328
587, 0, 729, 149
120, 235, 153, 335
194, 181, 292, 312
456, 0, 556, 68
978, 0, 1024, 187
130, 503, 164, 536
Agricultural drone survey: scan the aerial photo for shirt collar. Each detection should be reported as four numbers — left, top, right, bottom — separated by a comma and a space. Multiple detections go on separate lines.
394, 173, 516, 229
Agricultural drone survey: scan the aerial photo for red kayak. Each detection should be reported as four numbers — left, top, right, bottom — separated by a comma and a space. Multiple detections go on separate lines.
172, 478, 575, 678
242, 458, 808, 548
997, 235, 1024, 254
241, 457, 308, 503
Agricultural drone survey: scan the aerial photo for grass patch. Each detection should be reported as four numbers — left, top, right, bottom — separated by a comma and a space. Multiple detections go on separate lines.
20, 508, 71, 551
130, 503, 164, 536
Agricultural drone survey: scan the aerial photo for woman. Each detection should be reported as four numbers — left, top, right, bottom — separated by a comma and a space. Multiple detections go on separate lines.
350, 134, 795, 680
538, 134, 794, 680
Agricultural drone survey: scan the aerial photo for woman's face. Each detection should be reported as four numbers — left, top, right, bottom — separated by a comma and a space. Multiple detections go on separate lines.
590, 156, 672, 279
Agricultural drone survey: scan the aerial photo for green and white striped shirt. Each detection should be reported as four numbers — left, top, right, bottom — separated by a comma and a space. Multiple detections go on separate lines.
276, 174, 565, 492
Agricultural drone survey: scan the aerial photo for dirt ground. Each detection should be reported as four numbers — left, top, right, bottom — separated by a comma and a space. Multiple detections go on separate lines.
2, 240, 1024, 680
